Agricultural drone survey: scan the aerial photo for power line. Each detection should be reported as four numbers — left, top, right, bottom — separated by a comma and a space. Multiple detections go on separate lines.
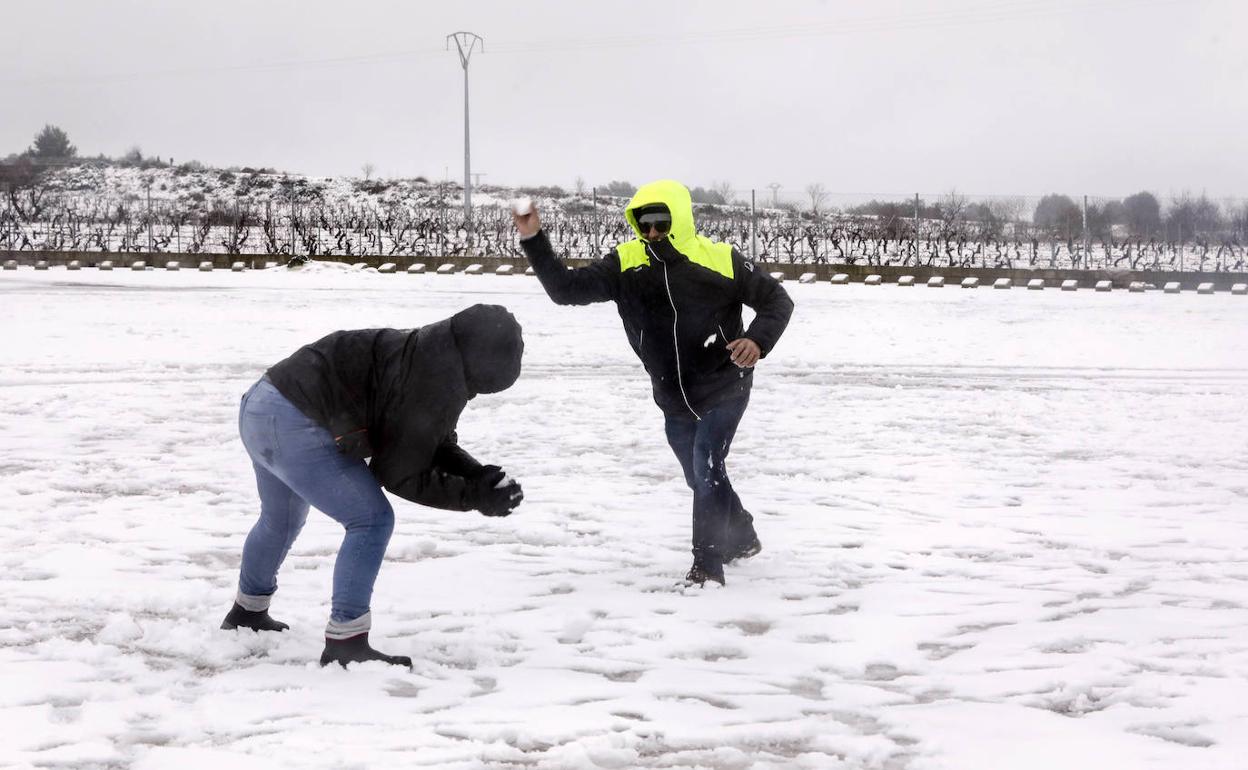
0, 0, 1196, 87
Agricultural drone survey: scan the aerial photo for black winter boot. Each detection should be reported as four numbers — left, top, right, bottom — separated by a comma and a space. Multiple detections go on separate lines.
724, 533, 762, 564
319, 633, 412, 669
684, 557, 726, 586
220, 602, 289, 632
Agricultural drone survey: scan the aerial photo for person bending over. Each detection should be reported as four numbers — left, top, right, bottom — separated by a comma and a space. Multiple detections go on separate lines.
221, 304, 525, 667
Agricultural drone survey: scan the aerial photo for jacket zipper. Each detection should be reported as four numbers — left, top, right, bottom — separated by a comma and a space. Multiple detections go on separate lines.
649, 243, 701, 420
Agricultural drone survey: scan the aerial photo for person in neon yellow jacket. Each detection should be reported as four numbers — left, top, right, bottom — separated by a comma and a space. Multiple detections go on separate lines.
515, 180, 793, 585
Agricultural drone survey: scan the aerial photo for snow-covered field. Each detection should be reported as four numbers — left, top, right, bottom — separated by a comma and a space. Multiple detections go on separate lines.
2, 267, 1246, 770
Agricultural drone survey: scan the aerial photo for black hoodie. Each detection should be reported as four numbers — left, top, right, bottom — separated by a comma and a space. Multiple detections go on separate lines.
265, 304, 523, 510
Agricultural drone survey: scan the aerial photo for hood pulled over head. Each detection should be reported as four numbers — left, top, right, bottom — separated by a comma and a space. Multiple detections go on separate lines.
450, 304, 524, 397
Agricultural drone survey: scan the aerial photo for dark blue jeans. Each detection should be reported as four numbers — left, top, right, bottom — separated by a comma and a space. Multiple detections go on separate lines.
663, 394, 756, 566
237, 378, 394, 624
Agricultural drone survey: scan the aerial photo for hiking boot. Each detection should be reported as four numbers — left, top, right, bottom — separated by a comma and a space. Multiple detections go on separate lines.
724, 533, 762, 564
319, 633, 412, 669
220, 602, 289, 632
684, 559, 726, 586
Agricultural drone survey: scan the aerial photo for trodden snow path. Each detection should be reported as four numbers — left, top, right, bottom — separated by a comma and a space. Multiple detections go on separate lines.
1, 266, 1247, 770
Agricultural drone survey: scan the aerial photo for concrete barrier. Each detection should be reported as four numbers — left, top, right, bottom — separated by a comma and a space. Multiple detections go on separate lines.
198, 261, 214, 272
165, 261, 180, 271
407, 263, 426, 274
436, 263, 457, 274
465, 264, 484, 275
67, 260, 81, 271
263, 261, 279, 269
495, 264, 515, 275
798, 272, 816, 284
525, 266, 536, 276
897, 275, 915, 286
1163, 282, 1181, 294
1061, 279, 1078, 291
769, 271, 785, 282
231, 262, 245, 272
864, 274, 882, 285
1027, 278, 1045, 290
1232, 283, 1247, 295
352, 262, 368, 271
1197, 282, 1215, 295
35, 260, 49, 271
993, 278, 1011, 289
1094, 280, 1112, 292
130, 260, 147, 271
99, 261, 114, 271
2, 260, 15, 271
830, 273, 849, 285
1128, 281, 1148, 293
961, 277, 980, 289
378, 263, 396, 274
927, 276, 945, 288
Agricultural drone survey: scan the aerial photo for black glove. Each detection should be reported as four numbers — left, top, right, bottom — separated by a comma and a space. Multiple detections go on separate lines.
471, 466, 523, 517
334, 428, 372, 459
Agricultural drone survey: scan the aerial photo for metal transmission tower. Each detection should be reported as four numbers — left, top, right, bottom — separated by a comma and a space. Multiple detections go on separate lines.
447, 31, 483, 250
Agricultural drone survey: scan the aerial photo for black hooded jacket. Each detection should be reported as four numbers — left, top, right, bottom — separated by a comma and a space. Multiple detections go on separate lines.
520, 184, 793, 417
265, 304, 523, 510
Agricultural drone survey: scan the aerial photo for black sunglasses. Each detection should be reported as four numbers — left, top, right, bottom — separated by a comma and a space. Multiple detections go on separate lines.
637, 213, 672, 233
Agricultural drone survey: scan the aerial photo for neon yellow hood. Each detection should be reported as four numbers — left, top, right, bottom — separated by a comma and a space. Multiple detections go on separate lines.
621, 180, 733, 278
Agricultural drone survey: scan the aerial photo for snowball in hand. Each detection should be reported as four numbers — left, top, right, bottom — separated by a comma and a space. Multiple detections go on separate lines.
511, 197, 533, 216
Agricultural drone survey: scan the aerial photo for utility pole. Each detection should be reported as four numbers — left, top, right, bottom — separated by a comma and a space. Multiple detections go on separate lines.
447, 31, 483, 250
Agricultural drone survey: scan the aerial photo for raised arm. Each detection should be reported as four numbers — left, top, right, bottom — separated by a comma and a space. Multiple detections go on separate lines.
514, 205, 619, 305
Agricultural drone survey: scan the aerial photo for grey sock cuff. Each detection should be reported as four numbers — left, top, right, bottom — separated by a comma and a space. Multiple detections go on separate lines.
326, 611, 372, 640
235, 591, 272, 612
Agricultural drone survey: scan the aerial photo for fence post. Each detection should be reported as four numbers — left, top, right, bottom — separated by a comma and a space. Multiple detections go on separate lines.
593, 186, 599, 256
914, 193, 920, 263
1082, 195, 1090, 269
750, 189, 757, 259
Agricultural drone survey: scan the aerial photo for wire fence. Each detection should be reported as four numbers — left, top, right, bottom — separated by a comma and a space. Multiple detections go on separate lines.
3, 176, 1247, 273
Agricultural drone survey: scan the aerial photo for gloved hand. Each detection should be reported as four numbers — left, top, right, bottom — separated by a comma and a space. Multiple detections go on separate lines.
334, 428, 372, 459
471, 466, 523, 517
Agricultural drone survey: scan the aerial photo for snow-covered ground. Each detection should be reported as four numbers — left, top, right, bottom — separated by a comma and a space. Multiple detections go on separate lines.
1, 267, 1246, 770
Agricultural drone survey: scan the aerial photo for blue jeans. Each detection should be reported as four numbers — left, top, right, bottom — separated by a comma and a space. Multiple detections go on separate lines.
237, 378, 394, 624
663, 395, 756, 565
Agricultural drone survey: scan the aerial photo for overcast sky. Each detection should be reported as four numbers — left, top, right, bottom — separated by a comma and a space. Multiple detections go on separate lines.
4, 0, 1245, 200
